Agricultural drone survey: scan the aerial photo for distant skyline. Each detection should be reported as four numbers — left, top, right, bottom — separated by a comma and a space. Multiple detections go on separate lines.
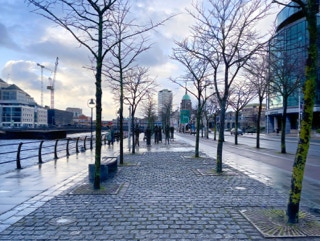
0, 1, 278, 119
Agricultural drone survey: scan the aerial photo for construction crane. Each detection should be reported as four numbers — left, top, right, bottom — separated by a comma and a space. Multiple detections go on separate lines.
47, 57, 59, 109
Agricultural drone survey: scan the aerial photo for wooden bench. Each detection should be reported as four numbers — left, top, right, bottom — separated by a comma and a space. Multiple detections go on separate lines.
102, 156, 118, 172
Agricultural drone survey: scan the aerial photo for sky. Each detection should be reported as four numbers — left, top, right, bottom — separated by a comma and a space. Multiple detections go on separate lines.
0, 0, 278, 120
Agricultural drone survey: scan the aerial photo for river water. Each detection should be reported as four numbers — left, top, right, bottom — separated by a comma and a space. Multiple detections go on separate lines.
0, 132, 95, 175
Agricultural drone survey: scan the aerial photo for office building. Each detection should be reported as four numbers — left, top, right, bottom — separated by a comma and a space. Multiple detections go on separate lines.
267, 2, 320, 133
0, 79, 47, 128
158, 89, 173, 124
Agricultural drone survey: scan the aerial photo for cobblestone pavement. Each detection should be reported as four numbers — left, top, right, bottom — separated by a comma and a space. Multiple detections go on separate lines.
0, 140, 320, 240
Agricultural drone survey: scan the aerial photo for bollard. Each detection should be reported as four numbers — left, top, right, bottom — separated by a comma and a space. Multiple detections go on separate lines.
16, 142, 23, 169
66, 138, 70, 157
76, 137, 80, 153
38, 141, 44, 164
83, 136, 87, 150
54, 139, 59, 159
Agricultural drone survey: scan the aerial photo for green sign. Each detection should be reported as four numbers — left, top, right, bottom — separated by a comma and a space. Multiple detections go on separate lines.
180, 110, 190, 124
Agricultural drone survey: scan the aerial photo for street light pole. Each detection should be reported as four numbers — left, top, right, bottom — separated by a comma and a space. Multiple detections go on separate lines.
87, 98, 96, 150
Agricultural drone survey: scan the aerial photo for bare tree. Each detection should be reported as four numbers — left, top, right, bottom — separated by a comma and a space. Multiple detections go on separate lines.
187, 0, 273, 172
244, 51, 269, 148
229, 81, 257, 145
273, 0, 318, 224
206, 95, 220, 141
141, 93, 157, 130
104, 0, 170, 163
122, 67, 157, 153
26, 0, 119, 189
171, 37, 213, 157
268, 40, 304, 153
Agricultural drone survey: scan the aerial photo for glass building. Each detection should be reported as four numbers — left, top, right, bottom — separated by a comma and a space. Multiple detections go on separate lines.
267, 1, 320, 133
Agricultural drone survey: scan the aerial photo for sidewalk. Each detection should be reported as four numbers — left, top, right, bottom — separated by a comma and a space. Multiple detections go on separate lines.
0, 137, 320, 240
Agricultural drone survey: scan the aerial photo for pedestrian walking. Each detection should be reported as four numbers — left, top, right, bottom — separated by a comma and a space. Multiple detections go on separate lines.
145, 126, 151, 146
110, 127, 115, 145
165, 125, 170, 144
107, 131, 112, 146
154, 125, 159, 144
135, 124, 140, 147
170, 126, 174, 139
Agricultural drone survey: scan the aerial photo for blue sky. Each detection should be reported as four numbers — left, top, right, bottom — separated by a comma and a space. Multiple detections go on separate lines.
0, 0, 277, 119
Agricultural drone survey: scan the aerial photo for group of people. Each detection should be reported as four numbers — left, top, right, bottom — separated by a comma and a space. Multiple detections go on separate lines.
144, 125, 174, 145
107, 124, 174, 147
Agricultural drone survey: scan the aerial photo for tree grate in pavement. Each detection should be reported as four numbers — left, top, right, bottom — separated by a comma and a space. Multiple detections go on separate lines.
194, 168, 239, 176
240, 208, 320, 238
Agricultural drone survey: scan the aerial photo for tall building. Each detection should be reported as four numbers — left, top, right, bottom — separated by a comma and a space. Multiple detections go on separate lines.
158, 89, 173, 123
0, 79, 48, 128
267, 2, 320, 132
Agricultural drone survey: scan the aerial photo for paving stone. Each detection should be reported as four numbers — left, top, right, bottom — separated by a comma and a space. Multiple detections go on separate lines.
0, 144, 320, 240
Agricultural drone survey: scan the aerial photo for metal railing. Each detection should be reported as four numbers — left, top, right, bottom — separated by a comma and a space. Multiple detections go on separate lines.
0, 134, 107, 171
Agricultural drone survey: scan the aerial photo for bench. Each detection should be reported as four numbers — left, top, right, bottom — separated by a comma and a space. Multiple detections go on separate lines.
102, 156, 118, 172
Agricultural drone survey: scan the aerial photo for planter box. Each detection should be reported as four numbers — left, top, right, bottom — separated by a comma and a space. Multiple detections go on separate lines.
88, 164, 108, 182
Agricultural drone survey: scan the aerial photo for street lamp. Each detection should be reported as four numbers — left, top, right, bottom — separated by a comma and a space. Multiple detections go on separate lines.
87, 98, 96, 150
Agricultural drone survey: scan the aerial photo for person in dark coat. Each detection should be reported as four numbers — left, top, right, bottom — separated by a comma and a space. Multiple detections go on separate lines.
145, 127, 151, 146
165, 125, 170, 144
135, 124, 140, 147
154, 125, 159, 144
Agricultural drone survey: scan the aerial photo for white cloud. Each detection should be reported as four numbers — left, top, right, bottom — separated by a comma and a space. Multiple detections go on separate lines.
0, 0, 278, 120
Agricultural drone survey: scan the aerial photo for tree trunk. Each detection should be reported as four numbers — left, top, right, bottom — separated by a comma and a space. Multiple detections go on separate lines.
131, 111, 135, 154
256, 98, 263, 149
216, 101, 226, 173
234, 111, 239, 145
118, 44, 124, 165
287, 1, 317, 223
214, 113, 217, 141
195, 100, 201, 157
93, 13, 104, 190
119, 106, 124, 161
206, 116, 209, 139
281, 98, 288, 153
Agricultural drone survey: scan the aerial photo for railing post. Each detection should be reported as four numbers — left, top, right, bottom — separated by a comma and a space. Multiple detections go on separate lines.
39, 141, 44, 164
76, 137, 80, 153
54, 139, 59, 159
83, 136, 87, 150
16, 142, 23, 169
66, 138, 70, 157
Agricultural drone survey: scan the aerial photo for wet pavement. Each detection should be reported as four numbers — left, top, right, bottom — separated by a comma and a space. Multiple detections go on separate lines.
0, 134, 319, 240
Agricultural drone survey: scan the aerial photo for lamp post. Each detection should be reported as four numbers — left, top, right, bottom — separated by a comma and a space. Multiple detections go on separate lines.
87, 98, 96, 150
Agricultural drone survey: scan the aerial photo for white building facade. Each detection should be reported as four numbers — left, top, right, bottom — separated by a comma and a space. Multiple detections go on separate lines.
0, 79, 48, 128
157, 89, 173, 125
158, 89, 173, 116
